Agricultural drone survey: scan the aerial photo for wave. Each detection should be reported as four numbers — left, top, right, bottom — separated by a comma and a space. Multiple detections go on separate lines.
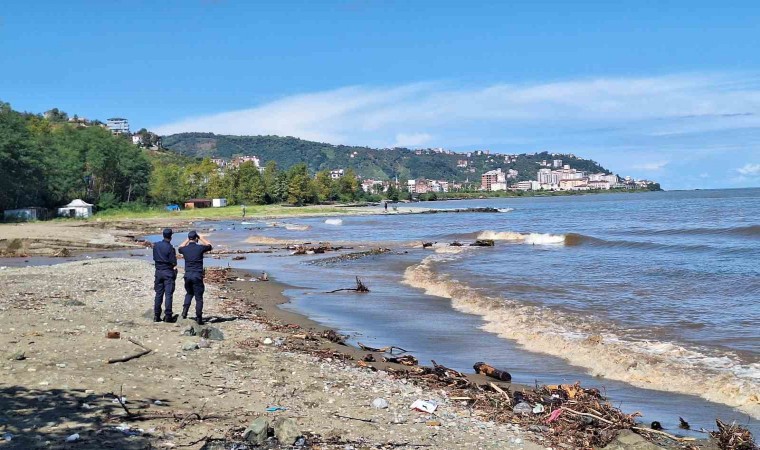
477, 230, 566, 245
497, 208, 515, 213
402, 253, 760, 418
479, 230, 733, 252
325, 218, 343, 226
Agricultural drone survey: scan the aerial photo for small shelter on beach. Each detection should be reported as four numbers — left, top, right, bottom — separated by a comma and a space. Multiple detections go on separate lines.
212, 198, 227, 208
184, 198, 212, 209
3, 207, 49, 222
57, 199, 93, 218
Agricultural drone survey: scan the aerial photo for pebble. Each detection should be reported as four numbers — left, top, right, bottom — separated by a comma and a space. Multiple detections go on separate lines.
262, 337, 273, 345
56, 363, 66, 368
371, 397, 389, 409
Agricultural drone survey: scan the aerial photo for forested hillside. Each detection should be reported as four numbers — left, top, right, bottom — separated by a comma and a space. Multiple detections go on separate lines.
162, 133, 610, 182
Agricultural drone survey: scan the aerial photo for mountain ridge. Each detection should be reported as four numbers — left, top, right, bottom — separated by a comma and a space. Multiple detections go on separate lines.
161, 132, 611, 183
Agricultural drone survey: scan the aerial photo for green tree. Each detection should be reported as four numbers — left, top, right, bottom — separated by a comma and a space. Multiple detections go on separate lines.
237, 162, 266, 204
314, 170, 335, 202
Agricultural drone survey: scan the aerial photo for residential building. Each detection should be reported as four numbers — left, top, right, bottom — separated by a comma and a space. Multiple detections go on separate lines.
106, 118, 129, 135
231, 156, 261, 168
506, 169, 519, 179
588, 180, 611, 190
559, 179, 589, 190
131, 135, 143, 145
552, 159, 563, 168
513, 181, 534, 191
481, 169, 507, 191
456, 159, 468, 168
211, 158, 228, 168
330, 169, 344, 180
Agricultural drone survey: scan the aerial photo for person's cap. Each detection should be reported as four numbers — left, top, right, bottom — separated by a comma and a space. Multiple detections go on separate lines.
162, 228, 173, 238
188, 230, 198, 240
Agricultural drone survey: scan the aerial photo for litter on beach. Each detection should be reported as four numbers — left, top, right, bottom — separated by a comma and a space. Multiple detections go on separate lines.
410, 399, 438, 413
265, 406, 287, 412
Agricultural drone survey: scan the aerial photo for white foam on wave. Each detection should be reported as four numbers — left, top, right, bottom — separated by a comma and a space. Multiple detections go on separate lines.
497, 208, 515, 213
478, 230, 566, 245
325, 218, 343, 226
402, 253, 760, 418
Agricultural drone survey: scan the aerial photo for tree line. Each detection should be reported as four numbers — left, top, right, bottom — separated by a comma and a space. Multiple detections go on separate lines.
0, 102, 151, 212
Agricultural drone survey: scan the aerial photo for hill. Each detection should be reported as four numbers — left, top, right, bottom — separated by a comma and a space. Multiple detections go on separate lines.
161, 133, 610, 183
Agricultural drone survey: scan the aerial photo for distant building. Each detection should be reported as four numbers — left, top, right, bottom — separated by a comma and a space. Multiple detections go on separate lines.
3, 207, 48, 222
212, 198, 228, 208
456, 159, 468, 168
481, 169, 507, 191
211, 158, 228, 168
184, 199, 212, 209
330, 169, 344, 180
57, 199, 93, 218
106, 118, 129, 135
131, 135, 143, 145
231, 156, 260, 168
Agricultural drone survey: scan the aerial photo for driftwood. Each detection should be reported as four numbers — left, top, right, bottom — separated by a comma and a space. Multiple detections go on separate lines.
357, 342, 408, 354
709, 419, 757, 449
321, 330, 347, 345
473, 361, 512, 382
334, 413, 373, 423
383, 354, 418, 366
326, 276, 370, 293
108, 386, 133, 417
470, 239, 495, 247
107, 337, 152, 364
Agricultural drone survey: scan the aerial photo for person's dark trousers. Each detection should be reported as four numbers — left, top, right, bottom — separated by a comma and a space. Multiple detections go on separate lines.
183, 273, 205, 319
154, 270, 176, 319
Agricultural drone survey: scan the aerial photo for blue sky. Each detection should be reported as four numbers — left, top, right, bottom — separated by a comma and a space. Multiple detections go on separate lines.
2, 1, 759, 189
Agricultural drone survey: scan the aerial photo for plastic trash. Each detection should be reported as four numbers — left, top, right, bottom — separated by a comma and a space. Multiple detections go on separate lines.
371, 398, 389, 409
265, 406, 287, 412
546, 408, 563, 423
112, 396, 127, 404
65, 433, 80, 442
410, 399, 438, 413
532, 403, 545, 414
512, 402, 532, 415
3, 432, 12, 441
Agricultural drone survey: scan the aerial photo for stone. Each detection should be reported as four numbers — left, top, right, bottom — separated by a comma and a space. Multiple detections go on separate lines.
262, 337, 274, 345
199, 327, 224, 341
371, 398, 389, 409
601, 430, 668, 450
243, 417, 269, 444
7, 350, 25, 361
182, 323, 203, 336
182, 342, 198, 351
198, 338, 211, 349
273, 418, 300, 445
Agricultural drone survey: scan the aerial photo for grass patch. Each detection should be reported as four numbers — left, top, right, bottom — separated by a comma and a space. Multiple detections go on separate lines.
88, 204, 352, 221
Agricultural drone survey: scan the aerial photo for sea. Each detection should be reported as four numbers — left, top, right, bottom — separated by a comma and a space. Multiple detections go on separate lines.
206, 188, 759, 435
10, 188, 758, 435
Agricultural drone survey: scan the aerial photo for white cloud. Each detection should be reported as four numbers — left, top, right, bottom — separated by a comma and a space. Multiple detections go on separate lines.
632, 161, 669, 171
736, 163, 760, 176
152, 73, 760, 144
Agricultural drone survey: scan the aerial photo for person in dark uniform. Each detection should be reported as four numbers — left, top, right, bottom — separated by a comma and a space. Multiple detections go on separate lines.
178, 231, 213, 324
152, 228, 178, 322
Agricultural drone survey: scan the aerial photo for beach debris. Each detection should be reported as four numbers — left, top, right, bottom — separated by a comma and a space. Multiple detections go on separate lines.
679, 416, 691, 430
290, 243, 345, 255
107, 337, 152, 364
262, 337, 274, 345
383, 354, 418, 366
106, 331, 121, 339
198, 338, 211, 349
512, 402, 532, 415
333, 413, 373, 423
422, 242, 434, 248
532, 403, 545, 414
426, 420, 442, 427
473, 361, 512, 382
53, 248, 71, 257
182, 342, 199, 351
326, 276, 369, 293
3, 432, 12, 442
321, 330, 347, 345
266, 406, 287, 412
410, 399, 438, 414
199, 326, 225, 341
308, 247, 392, 265
204, 267, 235, 284
710, 419, 757, 450
371, 398, 389, 409
231, 255, 246, 260
651, 421, 663, 430
7, 350, 25, 361
362, 353, 376, 362
470, 239, 495, 247
449, 241, 464, 246
357, 342, 408, 355
65, 433, 80, 442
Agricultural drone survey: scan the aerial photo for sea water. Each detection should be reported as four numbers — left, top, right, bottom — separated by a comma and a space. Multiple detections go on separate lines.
196, 188, 760, 434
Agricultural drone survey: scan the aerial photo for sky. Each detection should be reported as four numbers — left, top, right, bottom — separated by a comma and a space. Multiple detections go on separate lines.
2, 1, 760, 189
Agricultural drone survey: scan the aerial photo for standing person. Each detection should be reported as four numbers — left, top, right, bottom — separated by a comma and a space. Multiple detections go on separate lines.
152, 228, 177, 322
178, 231, 213, 325
242, 205, 246, 218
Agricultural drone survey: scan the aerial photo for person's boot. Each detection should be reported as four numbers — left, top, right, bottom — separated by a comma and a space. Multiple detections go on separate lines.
181, 306, 189, 320
164, 313, 176, 323
154, 310, 162, 322
195, 314, 204, 326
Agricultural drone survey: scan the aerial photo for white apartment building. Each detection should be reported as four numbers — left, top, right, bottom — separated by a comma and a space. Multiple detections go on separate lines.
106, 118, 129, 135
330, 169, 345, 180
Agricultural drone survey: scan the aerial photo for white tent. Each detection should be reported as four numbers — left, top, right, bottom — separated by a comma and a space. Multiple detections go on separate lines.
57, 199, 94, 218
